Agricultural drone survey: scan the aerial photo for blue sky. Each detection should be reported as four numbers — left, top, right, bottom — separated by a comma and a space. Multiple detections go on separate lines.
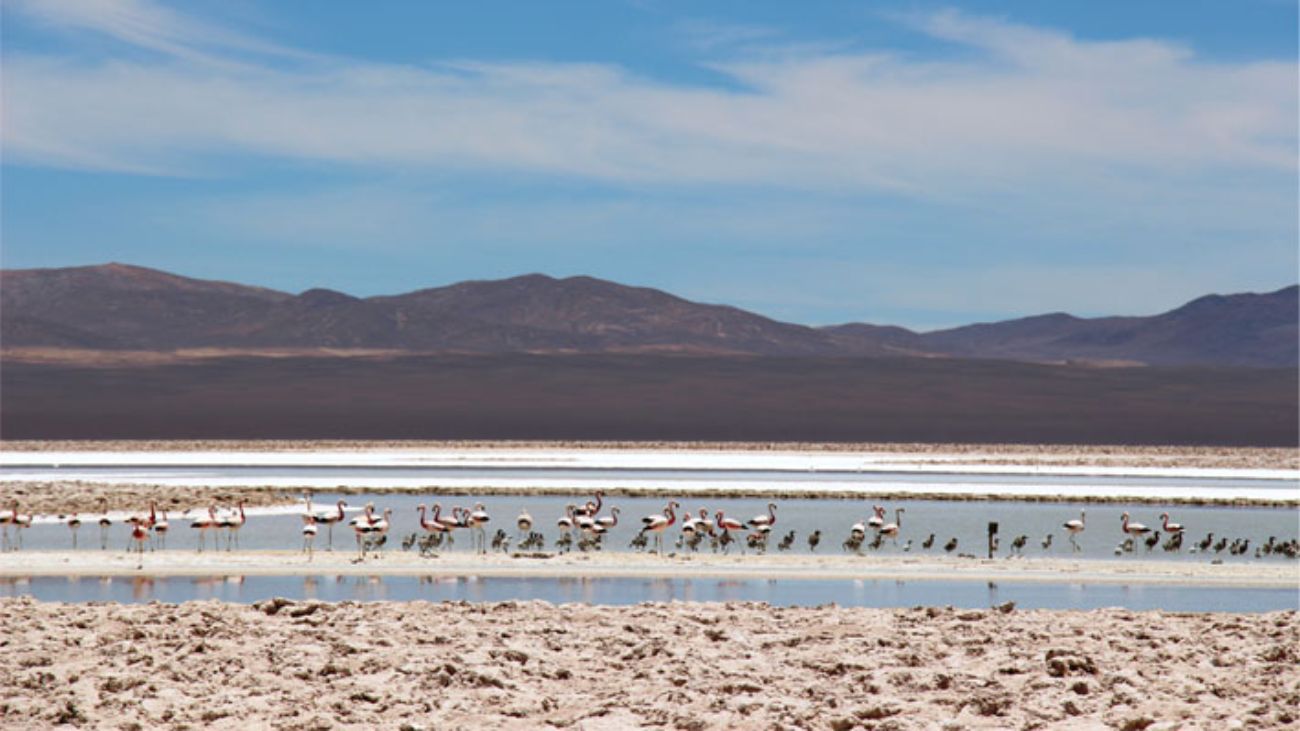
2, 0, 1296, 330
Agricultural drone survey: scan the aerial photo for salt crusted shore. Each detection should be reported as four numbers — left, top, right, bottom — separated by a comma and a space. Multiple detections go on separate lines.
0, 598, 1295, 730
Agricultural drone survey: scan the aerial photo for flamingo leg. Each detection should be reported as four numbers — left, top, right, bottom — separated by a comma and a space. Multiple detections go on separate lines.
100, 526, 108, 551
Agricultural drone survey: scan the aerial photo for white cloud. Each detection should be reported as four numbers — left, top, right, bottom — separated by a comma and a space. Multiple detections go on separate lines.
1, 4, 1293, 197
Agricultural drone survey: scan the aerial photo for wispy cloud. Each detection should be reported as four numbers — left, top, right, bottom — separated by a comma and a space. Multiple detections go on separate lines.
2, 3, 1293, 193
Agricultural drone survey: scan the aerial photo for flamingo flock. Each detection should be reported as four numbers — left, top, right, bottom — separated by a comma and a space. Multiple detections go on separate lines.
1, 496, 1296, 564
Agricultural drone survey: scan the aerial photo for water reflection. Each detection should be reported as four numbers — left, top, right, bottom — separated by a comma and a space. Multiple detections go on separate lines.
1, 575, 1292, 612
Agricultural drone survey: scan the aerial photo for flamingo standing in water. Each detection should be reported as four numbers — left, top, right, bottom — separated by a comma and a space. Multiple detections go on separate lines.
310, 499, 348, 551
190, 506, 218, 552
516, 509, 534, 540
66, 513, 82, 549
10, 509, 33, 551
467, 503, 491, 554
595, 507, 620, 531
219, 502, 246, 551
1063, 510, 1086, 552
301, 516, 318, 559
1160, 513, 1185, 534
349, 503, 377, 554
152, 510, 169, 550
640, 501, 679, 555
1120, 512, 1151, 537
878, 508, 905, 544
867, 505, 886, 531
416, 504, 451, 553
0, 504, 15, 551
97, 500, 113, 550
749, 503, 778, 530
130, 519, 149, 569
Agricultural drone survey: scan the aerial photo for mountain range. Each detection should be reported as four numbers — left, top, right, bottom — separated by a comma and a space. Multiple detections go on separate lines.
2, 263, 1296, 367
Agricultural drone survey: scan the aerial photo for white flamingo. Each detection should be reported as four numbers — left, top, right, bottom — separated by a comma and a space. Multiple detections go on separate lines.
1063, 510, 1086, 551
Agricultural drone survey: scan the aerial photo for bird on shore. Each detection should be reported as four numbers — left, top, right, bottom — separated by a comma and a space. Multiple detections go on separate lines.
595, 508, 620, 531
1041, 534, 1054, 551
1063, 510, 1086, 552
516, 509, 534, 539
943, 537, 958, 553
467, 503, 491, 554
921, 533, 936, 550
1010, 535, 1028, 555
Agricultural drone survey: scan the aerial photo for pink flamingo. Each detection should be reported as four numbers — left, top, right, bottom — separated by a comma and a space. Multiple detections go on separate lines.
1121, 512, 1151, 537
191, 506, 218, 552
640, 501, 679, 554
1160, 512, 1185, 534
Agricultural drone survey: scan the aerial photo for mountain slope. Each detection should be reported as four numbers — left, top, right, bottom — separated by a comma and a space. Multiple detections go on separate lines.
0, 263, 1294, 366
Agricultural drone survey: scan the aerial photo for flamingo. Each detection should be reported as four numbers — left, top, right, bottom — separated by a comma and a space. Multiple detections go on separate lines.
0, 503, 14, 551
349, 503, 377, 554
468, 503, 491, 553
130, 519, 149, 569
418, 504, 452, 537
575, 491, 604, 519
878, 508, 905, 543
310, 499, 347, 551
867, 505, 886, 530
358, 508, 393, 558
694, 508, 715, 535
1160, 513, 1185, 534
715, 511, 746, 533
640, 501, 679, 555
1063, 510, 1086, 551
1120, 512, 1151, 537
219, 502, 246, 551
517, 509, 534, 537
749, 503, 777, 529
557, 505, 577, 532
66, 513, 82, 550
302, 516, 318, 559
97, 500, 113, 550
190, 507, 218, 552
595, 507, 620, 530
11, 510, 32, 551
152, 510, 169, 550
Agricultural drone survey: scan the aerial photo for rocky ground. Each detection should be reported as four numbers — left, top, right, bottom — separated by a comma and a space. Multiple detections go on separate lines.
0, 599, 1295, 730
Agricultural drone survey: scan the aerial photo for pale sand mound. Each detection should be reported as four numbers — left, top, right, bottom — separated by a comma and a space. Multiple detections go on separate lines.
0, 600, 1296, 730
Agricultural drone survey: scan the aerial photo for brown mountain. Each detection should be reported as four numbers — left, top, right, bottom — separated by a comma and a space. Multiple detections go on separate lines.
1, 263, 1295, 366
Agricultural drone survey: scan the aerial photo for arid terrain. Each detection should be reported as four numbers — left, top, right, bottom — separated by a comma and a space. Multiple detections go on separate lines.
0, 598, 1295, 730
4, 354, 1296, 445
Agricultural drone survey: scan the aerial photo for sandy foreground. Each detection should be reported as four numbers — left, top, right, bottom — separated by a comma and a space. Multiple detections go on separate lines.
2, 551, 1296, 587
0, 598, 1295, 730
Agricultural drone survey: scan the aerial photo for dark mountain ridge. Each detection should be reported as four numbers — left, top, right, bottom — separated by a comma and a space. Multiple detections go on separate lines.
1, 263, 1295, 367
